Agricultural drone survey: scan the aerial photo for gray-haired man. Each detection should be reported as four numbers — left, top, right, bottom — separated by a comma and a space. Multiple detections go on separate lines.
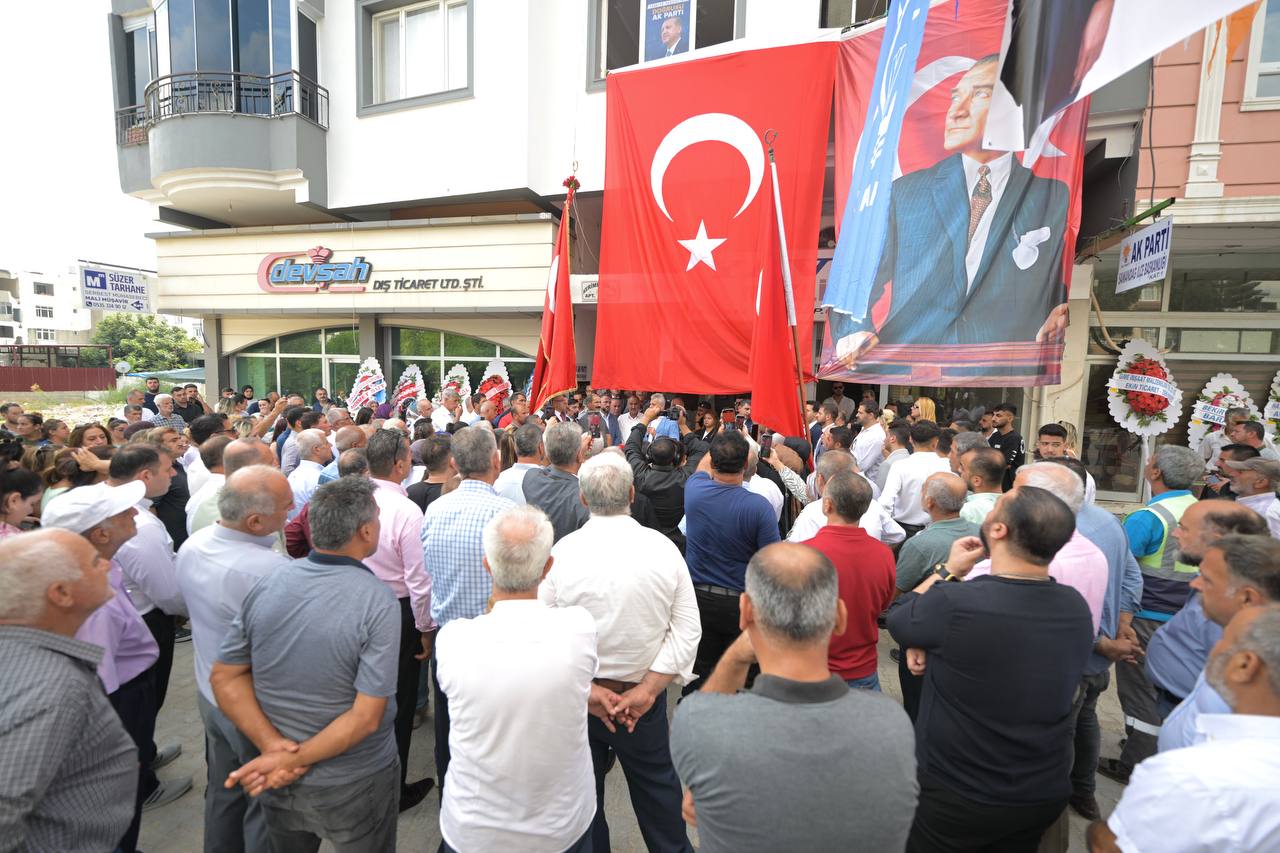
523, 421, 592, 543
671, 542, 917, 852
213, 477, 401, 852
176, 466, 292, 853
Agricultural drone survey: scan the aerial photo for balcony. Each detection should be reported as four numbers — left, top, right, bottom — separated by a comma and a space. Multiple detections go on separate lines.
115, 70, 334, 227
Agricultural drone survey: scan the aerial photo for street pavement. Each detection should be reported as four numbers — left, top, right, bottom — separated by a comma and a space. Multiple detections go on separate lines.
140, 631, 1127, 852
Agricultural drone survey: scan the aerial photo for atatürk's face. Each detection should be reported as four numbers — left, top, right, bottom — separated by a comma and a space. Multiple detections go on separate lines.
944, 60, 998, 155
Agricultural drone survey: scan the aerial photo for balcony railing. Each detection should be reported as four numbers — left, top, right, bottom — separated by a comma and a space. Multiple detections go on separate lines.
116, 70, 329, 145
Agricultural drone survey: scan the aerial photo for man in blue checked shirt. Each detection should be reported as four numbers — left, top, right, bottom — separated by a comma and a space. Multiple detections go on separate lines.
421, 425, 513, 798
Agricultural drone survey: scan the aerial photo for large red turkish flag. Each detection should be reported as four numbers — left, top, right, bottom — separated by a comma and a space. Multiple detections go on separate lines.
593, 42, 835, 393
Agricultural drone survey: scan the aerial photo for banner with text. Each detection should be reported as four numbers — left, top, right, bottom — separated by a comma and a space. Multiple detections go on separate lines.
1115, 217, 1173, 295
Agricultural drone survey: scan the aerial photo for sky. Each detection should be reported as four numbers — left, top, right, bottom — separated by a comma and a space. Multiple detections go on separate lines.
0, 3, 159, 276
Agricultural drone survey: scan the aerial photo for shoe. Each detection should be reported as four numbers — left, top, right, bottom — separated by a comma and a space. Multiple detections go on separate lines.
151, 743, 182, 770
174, 625, 192, 643
1096, 757, 1131, 786
1069, 792, 1101, 821
142, 776, 193, 811
399, 778, 435, 812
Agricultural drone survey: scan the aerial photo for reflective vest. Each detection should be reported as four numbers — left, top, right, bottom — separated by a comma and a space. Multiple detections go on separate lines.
1132, 493, 1199, 580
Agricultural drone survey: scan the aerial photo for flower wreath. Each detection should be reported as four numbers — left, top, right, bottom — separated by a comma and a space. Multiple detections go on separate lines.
1187, 373, 1259, 453
476, 359, 513, 413
1264, 368, 1280, 438
1106, 340, 1182, 436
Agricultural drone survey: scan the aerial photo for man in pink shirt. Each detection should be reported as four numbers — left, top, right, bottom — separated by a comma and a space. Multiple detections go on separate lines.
967, 463, 1107, 632
364, 430, 436, 811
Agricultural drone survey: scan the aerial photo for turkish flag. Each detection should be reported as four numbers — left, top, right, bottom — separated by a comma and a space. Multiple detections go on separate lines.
594, 42, 836, 393
530, 182, 578, 411
748, 166, 807, 440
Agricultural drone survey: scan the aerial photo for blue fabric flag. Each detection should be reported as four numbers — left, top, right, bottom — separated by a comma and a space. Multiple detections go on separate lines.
823, 0, 931, 323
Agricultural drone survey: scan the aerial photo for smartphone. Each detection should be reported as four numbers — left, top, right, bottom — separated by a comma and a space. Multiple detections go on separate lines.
721, 409, 736, 430
759, 432, 773, 459
589, 414, 602, 439
735, 415, 746, 431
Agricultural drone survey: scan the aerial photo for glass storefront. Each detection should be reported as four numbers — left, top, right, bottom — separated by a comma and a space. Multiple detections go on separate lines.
389, 327, 534, 399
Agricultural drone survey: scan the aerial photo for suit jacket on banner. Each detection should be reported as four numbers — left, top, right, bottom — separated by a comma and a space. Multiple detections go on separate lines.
593, 42, 836, 393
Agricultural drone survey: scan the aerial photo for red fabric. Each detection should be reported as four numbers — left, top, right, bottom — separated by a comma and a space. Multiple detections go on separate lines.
531, 185, 578, 411
803, 524, 896, 680
747, 165, 807, 439
594, 42, 835, 392
284, 503, 311, 559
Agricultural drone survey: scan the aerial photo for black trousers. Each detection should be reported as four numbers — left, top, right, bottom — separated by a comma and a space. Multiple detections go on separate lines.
141, 608, 176, 712
588, 692, 691, 853
682, 588, 755, 696
394, 597, 422, 793
897, 646, 924, 723
110, 669, 160, 853
431, 659, 451, 803
907, 775, 1067, 853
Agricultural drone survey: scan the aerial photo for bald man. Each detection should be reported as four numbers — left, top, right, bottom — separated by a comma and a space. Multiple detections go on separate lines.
188, 439, 277, 536
0, 530, 138, 851
176, 466, 292, 852
319, 426, 368, 486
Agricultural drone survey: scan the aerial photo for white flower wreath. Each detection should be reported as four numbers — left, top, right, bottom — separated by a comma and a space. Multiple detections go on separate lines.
1186, 373, 1260, 454
1106, 340, 1182, 437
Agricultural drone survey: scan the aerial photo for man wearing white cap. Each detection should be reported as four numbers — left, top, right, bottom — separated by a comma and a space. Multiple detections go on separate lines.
43, 482, 193, 852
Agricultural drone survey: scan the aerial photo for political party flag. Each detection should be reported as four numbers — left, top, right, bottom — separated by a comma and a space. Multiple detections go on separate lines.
748, 145, 807, 442
348, 357, 387, 411
391, 364, 426, 411
593, 41, 836, 392
821, 0, 1088, 387
530, 177, 579, 411
986, 0, 1256, 151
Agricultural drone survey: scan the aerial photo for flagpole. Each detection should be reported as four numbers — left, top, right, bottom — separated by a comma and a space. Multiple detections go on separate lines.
765, 130, 810, 437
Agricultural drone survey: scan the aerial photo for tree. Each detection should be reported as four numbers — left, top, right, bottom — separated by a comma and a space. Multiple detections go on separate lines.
89, 313, 201, 372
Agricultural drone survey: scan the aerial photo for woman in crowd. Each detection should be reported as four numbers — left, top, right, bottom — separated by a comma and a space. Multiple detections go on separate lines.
0, 466, 44, 538
216, 393, 249, 421
20, 446, 58, 480
355, 406, 375, 426
69, 422, 112, 449
695, 410, 720, 442
39, 446, 113, 514
107, 418, 129, 444
909, 397, 937, 425
15, 412, 44, 446
40, 419, 70, 448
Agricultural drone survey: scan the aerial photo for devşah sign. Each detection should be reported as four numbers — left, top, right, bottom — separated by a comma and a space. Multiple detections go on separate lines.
256, 246, 484, 294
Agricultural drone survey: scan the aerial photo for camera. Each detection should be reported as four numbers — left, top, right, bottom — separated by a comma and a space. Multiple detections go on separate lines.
589, 414, 602, 439
759, 432, 773, 459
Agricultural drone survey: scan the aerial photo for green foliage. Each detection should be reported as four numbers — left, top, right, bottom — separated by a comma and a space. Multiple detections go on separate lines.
90, 313, 201, 372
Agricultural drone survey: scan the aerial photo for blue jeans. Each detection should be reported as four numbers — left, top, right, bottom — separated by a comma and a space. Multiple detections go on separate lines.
846, 672, 881, 691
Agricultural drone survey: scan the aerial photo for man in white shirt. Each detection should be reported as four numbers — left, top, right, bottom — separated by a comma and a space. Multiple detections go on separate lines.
119, 388, 147, 419
1200, 407, 1253, 474
436, 505, 603, 853
744, 446, 784, 522
616, 395, 643, 437
852, 402, 886, 482
789, 450, 904, 546
494, 423, 545, 504
184, 436, 230, 535
175, 465, 291, 853
432, 389, 462, 433
188, 439, 278, 536
1222, 457, 1280, 521
1090, 603, 1280, 853
879, 421, 952, 538
285, 429, 332, 520
957, 446, 1005, 525
875, 421, 912, 494
540, 453, 699, 853
821, 381, 857, 422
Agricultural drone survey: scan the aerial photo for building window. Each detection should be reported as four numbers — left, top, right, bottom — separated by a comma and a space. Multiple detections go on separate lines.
34, 307, 54, 319
33, 283, 53, 296
231, 326, 360, 400
820, 0, 887, 28
369, 0, 470, 106
32, 329, 57, 342
590, 0, 743, 84
1244, 0, 1280, 108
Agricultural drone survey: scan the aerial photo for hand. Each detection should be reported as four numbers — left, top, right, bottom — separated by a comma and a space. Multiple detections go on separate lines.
588, 683, 629, 734
613, 684, 659, 725
1117, 617, 1138, 645
71, 447, 109, 473
835, 332, 879, 370
415, 630, 436, 661
225, 749, 308, 797
724, 631, 757, 668
906, 648, 927, 676
682, 788, 698, 827
579, 432, 594, 458
945, 536, 987, 577
642, 402, 661, 425
1096, 636, 1143, 664
1035, 303, 1070, 343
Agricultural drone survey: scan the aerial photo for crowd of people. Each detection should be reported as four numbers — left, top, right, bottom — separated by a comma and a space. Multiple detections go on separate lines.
2, 376, 1280, 853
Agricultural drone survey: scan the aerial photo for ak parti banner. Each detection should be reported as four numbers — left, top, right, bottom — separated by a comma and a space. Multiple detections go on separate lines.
593, 42, 835, 393
821, 0, 1088, 387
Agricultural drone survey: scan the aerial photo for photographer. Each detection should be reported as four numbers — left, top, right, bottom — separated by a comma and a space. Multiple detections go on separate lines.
623, 401, 708, 552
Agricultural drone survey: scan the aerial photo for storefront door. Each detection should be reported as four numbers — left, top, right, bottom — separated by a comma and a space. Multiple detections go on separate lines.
328, 358, 359, 405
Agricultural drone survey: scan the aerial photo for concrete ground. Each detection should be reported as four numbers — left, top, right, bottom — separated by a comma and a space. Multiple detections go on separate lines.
141, 632, 1128, 852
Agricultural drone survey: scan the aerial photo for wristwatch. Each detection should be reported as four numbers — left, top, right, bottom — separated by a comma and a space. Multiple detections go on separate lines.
932, 562, 960, 583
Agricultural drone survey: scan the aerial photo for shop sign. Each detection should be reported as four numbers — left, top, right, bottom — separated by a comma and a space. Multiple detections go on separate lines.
81, 266, 150, 313
1115, 217, 1173, 295
257, 246, 373, 293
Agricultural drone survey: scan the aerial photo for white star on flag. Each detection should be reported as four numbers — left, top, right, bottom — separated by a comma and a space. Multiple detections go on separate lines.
678, 220, 727, 271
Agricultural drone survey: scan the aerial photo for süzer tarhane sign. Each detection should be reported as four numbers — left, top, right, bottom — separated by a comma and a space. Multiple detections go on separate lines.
257, 246, 483, 294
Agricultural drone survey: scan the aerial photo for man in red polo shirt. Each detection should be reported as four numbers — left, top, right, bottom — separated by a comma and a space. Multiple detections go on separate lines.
801, 470, 896, 690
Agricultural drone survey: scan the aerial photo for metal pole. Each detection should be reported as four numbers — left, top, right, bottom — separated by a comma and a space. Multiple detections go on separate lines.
765, 130, 810, 435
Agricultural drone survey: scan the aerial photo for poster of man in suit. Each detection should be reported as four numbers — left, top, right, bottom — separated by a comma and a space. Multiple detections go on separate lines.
823, 0, 1088, 386
644, 1, 690, 62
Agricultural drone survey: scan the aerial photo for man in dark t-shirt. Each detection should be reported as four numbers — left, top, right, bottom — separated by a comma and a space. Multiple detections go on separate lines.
987, 403, 1026, 491
887, 485, 1093, 852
